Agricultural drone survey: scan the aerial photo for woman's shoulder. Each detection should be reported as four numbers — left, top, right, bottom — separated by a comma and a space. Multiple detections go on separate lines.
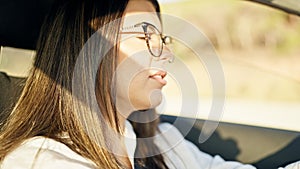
1, 136, 96, 169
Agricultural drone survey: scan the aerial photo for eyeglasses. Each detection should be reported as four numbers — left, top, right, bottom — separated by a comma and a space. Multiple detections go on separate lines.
120, 22, 172, 59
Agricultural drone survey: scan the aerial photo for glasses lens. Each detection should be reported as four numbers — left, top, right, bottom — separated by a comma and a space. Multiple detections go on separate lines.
147, 25, 162, 57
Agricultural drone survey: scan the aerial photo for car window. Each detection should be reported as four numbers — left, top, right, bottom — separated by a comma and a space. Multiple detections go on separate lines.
159, 0, 300, 132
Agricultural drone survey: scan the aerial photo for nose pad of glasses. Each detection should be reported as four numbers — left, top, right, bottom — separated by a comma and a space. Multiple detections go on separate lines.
162, 43, 175, 63
160, 51, 175, 63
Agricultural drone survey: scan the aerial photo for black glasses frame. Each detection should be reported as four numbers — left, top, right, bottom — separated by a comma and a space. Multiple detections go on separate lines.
120, 22, 172, 58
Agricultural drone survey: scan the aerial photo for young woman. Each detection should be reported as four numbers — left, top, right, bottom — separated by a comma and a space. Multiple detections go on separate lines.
0, 0, 257, 168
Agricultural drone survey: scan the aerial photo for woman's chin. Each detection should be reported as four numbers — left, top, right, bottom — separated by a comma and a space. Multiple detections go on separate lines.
129, 89, 162, 110
148, 89, 163, 108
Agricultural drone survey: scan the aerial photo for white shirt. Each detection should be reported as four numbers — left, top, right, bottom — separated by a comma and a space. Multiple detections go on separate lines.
0, 121, 284, 169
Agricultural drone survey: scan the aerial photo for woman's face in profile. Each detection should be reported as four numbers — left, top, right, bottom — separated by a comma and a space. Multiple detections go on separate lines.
116, 0, 172, 115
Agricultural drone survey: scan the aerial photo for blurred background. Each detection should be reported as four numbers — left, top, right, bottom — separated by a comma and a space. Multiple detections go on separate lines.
158, 0, 300, 132
156, 0, 300, 165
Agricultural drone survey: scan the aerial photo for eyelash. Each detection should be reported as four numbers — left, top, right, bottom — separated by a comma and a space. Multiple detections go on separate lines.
136, 33, 153, 40
136, 36, 146, 40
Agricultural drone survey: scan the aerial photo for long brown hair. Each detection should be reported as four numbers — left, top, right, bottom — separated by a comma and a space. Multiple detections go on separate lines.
0, 0, 167, 169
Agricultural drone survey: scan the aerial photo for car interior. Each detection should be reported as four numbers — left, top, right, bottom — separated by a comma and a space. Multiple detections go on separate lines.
1, 0, 299, 169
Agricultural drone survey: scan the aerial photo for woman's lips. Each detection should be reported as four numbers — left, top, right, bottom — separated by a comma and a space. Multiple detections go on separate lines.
149, 71, 167, 85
